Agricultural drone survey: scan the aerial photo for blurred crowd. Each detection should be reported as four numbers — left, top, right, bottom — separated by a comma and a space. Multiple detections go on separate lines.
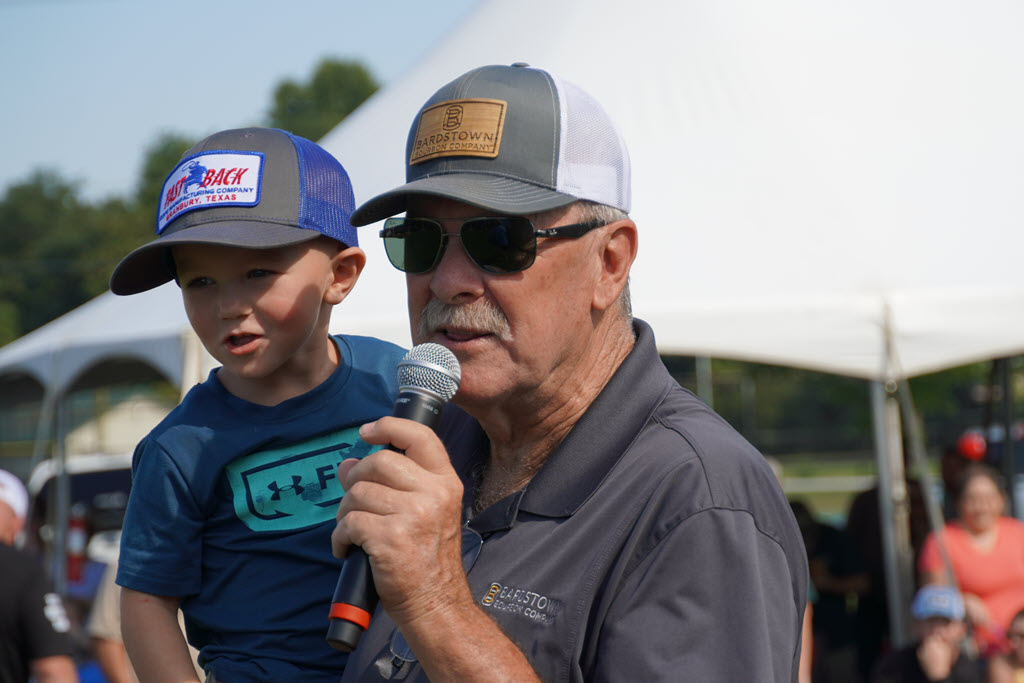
795, 433, 1024, 683
0, 468, 200, 683
4, 429, 1022, 682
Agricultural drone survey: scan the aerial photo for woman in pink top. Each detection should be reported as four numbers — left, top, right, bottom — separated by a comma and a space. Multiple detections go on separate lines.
919, 464, 1024, 656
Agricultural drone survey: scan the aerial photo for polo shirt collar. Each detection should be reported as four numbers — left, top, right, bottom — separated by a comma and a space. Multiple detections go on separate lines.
518, 319, 671, 518
457, 319, 673, 532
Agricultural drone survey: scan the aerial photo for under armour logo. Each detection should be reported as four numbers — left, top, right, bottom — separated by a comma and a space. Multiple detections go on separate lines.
268, 476, 304, 500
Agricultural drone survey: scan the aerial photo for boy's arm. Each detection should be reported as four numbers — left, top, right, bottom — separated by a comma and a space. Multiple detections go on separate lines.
121, 588, 200, 683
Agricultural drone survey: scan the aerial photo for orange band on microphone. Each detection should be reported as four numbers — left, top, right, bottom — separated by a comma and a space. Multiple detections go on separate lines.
329, 603, 372, 629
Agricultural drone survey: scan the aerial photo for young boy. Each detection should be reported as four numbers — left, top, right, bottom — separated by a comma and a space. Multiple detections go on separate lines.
109, 127, 405, 683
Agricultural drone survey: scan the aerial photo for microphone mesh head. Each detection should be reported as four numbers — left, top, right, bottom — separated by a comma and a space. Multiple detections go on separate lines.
397, 343, 462, 401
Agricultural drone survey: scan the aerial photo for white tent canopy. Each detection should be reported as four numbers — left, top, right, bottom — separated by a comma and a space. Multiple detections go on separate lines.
0, 284, 199, 397
323, 0, 1024, 381
4, 0, 1024, 397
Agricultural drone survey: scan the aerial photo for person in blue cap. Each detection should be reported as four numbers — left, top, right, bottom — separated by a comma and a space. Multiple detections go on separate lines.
870, 585, 986, 683
109, 128, 406, 683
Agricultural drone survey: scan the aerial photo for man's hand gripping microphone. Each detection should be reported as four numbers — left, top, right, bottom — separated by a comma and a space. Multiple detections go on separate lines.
326, 343, 461, 652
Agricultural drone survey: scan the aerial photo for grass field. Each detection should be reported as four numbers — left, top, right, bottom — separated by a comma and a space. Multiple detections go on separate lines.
777, 450, 935, 526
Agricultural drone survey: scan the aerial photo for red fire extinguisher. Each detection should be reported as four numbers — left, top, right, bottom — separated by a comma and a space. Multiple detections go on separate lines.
66, 503, 88, 583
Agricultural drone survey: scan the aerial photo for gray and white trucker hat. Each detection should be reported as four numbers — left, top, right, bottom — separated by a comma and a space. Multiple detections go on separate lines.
350, 63, 631, 225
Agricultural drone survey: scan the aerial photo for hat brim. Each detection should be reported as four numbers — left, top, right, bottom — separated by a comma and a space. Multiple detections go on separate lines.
109, 221, 323, 295
350, 173, 577, 226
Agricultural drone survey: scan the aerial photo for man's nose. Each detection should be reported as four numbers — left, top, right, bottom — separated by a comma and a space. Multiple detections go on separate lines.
428, 233, 487, 302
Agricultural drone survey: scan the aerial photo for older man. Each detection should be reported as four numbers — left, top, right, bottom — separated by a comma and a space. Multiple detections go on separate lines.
333, 63, 808, 682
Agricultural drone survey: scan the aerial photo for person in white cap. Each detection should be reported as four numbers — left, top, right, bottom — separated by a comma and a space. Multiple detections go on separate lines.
331, 63, 807, 683
0, 468, 29, 546
0, 469, 78, 682
870, 584, 985, 683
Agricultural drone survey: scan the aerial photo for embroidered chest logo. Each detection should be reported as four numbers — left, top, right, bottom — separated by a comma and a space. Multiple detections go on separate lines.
225, 427, 378, 531
480, 582, 561, 626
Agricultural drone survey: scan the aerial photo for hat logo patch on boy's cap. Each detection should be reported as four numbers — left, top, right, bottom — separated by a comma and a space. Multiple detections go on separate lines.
410, 98, 507, 165
157, 151, 264, 233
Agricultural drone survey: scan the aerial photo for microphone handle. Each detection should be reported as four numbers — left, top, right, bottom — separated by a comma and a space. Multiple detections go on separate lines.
326, 390, 445, 652
326, 547, 375, 652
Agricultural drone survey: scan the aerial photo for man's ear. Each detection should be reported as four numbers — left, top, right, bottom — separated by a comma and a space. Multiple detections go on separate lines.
325, 246, 367, 305
592, 219, 638, 311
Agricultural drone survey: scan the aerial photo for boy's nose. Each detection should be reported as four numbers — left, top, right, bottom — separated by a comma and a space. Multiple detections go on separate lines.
217, 287, 252, 319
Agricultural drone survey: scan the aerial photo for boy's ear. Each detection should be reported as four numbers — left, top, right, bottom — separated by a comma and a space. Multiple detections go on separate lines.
325, 246, 366, 305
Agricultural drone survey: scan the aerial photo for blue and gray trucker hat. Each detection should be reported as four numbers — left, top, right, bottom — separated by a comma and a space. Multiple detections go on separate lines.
110, 127, 358, 295
350, 63, 631, 226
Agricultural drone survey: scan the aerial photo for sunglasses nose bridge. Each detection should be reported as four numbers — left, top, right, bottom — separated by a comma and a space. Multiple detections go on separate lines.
431, 228, 482, 277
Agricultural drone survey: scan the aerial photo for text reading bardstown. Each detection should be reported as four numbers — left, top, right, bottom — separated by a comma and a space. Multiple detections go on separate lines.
409, 98, 507, 164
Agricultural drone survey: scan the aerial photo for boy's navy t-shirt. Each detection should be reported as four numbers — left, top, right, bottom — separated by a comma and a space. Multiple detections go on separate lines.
117, 334, 405, 683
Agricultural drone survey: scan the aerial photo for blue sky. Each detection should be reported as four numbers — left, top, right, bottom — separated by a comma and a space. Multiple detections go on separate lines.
0, 0, 481, 201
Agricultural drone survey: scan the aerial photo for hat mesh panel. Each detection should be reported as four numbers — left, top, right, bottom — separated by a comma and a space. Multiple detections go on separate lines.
553, 77, 632, 213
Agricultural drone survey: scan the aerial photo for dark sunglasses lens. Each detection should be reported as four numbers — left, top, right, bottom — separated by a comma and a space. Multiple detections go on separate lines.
382, 219, 443, 273
461, 218, 536, 273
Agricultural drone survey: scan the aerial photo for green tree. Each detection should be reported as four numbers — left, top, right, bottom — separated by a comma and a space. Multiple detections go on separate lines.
268, 59, 378, 140
0, 172, 94, 343
135, 132, 195, 217
77, 197, 147, 295
77, 134, 195, 295
708, 359, 872, 454
0, 58, 377, 344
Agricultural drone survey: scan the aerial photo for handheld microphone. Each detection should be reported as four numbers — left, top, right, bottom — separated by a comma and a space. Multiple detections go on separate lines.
326, 343, 461, 652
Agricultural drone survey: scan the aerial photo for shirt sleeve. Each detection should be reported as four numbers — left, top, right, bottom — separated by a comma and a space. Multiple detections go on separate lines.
590, 507, 803, 683
21, 570, 74, 660
117, 438, 205, 597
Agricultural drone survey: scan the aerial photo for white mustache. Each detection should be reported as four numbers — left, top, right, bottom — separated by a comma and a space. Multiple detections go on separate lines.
418, 299, 511, 341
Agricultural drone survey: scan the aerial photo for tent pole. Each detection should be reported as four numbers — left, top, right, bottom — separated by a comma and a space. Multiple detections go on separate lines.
696, 356, 714, 408
52, 396, 69, 597
29, 346, 64, 471
896, 378, 953, 577
998, 358, 1016, 517
29, 389, 57, 471
897, 376, 975, 655
871, 380, 912, 647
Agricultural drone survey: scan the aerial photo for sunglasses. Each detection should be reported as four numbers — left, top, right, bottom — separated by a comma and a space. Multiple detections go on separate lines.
379, 216, 606, 274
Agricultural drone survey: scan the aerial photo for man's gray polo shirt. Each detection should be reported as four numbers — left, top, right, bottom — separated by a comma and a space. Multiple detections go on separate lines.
341, 319, 808, 683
